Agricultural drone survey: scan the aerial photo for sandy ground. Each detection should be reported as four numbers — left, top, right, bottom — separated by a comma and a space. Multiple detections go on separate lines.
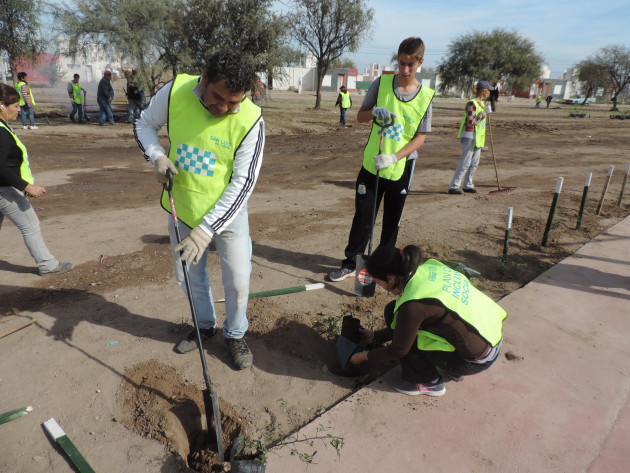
1, 86, 629, 472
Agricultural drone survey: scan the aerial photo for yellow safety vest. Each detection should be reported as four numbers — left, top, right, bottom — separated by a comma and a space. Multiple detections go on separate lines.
340, 91, 351, 108
457, 98, 487, 148
69, 81, 83, 104
161, 74, 262, 228
362, 74, 434, 180
392, 259, 507, 352
0, 121, 34, 185
15, 81, 36, 107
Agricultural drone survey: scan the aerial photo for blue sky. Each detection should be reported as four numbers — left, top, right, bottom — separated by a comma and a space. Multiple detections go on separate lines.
280, 0, 630, 79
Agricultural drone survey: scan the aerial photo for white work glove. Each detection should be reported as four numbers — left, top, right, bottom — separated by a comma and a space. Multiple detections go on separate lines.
371, 107, 395, 122
374, 153, 398, 170
485, 105, 492, 114
175, 226, 212, 265
153, 155, 178, 183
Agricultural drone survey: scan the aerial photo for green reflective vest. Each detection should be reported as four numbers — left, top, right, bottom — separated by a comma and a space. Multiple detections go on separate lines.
69, 81, 83, 104
15, 81, 35, 107
392, 259, 507, 352
160, 74, 262, 228
0, 121, 34, 185
362, 74, 434, 180
457, 98, 487, 148
340, 91, 351, 108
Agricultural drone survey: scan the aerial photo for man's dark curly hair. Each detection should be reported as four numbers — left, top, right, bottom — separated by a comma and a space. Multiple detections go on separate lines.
204, 50, 256, 94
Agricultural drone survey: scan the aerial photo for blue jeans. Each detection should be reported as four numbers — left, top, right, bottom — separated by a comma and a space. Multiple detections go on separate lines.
339, 107, 347, 125
20, 105, 35, 127
97, 98, 114, 124
449, 137, 481, 190
127, 100, 142, 122
0, 186, 59, 272
70, 102, 84, 122
168, 209, 251, 339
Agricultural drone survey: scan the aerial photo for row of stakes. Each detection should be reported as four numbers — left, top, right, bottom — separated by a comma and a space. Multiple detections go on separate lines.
501, 162, 630, 260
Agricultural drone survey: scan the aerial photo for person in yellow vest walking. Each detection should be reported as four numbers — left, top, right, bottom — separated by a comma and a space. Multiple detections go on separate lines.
348, 245, 506, 396
67, 74, 86, 123
0, 84, 73, 275
328, 37, 435, 282
335, 85, 352, 125
448, 80, 494, 195
134, 50, 265, 370
15, 72, 37, 130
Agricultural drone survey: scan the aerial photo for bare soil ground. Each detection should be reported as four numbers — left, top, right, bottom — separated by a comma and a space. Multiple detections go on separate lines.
1, 86, 628, 472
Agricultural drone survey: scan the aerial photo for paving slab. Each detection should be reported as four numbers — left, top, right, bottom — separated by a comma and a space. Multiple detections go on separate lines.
268, 216, 630, 472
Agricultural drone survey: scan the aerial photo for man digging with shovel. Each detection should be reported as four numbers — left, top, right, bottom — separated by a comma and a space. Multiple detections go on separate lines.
328, 37, 434, 285
134, 50, 265, 370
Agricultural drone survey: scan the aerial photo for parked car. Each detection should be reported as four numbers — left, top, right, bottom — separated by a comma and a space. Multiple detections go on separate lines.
563, 95, 597, 105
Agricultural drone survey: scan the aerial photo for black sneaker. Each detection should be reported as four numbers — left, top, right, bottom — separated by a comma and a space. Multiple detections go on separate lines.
225, 338, 253, 370
175, 326, 217, 354
463, 188, 478, 193
391, 377, 446, 397
328, 266, 356, 282
448, 188, 464, 195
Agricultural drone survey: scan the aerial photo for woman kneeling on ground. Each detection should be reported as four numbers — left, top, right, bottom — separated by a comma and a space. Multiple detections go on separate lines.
349, 245, 506, 397
0, 83, 73, 275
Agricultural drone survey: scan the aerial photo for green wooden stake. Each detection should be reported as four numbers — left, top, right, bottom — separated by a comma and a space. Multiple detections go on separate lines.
542, 177, 563, 247
617, 162, 630, 207
216, 283, 324, 302
43, 418, 96, 473
502, 207, 513, 260
0, 406, 32, 425
576, 172, 592, 230
596, 165, 614, 215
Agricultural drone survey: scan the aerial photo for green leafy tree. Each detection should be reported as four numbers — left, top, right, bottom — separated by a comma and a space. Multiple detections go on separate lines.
437, 28, 543, 95
50, 0, 188, 94
183, 0, 290, 85
592, 44, 630, 111
0, 0, 45, 83
576, 58, 608, 104
290, 0, 374, 108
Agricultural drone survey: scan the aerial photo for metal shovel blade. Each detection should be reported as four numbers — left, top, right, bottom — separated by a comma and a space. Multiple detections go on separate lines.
354, 253, 375, 297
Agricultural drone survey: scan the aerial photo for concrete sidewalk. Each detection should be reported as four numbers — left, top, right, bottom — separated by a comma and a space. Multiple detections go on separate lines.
268, 216, 630, 472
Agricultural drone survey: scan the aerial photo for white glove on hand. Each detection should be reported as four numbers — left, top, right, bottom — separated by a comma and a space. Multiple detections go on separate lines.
371, 107, 395, 122
175, 226, 212, 265
485, 105, 492, 115
374, 153, 397, 170
153, 155, 178, 183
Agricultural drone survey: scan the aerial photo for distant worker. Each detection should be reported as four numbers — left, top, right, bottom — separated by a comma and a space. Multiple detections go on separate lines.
124, 69, 144, 123
67, 74, 86, 123
545, 94, 553, 108
489, 75, 502, 112
335, 85, 352, 125
0, 83, 73, 275
328, 37, 434, 282
349, 245, 506, 397
15, 72, 37, 130
535, 94, 543, 108
251, 77, 265, 107
448, 80, 493, 195
97, 70, 115, 126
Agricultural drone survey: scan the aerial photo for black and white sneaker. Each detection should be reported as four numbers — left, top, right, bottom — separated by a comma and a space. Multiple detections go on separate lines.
328, 266, 356, 282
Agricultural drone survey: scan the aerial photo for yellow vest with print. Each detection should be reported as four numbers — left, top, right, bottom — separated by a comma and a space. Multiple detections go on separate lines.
362, 74, 434, 180
70, 81, 83, 104
0, 121, 34, 184
15, 81, 36, 107
340, 91, 351, 108
161, 74, 262, 228
392, 259, 507, 352
457, 98, 487, 148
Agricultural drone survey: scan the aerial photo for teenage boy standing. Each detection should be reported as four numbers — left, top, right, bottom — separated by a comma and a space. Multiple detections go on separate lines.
328, 37, 435, 282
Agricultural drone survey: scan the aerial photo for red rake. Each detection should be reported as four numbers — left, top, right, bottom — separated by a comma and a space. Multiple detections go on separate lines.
487, 115, 516, 195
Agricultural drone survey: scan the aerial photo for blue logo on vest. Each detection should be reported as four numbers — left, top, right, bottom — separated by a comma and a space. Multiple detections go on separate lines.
176, 143, 216, 176
379, 123, 403, 142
